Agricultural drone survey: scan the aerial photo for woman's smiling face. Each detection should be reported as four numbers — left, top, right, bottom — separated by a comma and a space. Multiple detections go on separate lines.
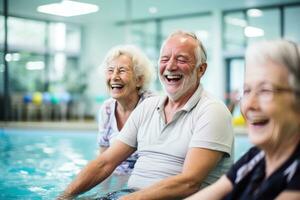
241, 59, 299, 149
105, 54, 140, 101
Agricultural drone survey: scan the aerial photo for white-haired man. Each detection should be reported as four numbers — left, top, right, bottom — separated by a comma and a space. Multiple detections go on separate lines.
58, 30, 234, 200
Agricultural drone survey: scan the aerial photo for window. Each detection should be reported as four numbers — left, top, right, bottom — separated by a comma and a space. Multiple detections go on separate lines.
0, 15, 4, 47
48, 23, 81, 54
3, 15, 82, 121
130, 22, 158, 90
226, 58, 244, 118
224, 11, 246, 51
284, 5, 300, 43
8, 17, 46, 52
0, 15, 4, 94
247, 8, 281, 45
8, 52, 45, 92
0, 51, 3, 94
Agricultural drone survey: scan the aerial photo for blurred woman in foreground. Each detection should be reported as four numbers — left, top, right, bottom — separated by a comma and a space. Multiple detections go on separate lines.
186, 40, 300, 199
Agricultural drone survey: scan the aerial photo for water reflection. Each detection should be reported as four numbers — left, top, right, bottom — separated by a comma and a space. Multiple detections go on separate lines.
0, 129, 98, 199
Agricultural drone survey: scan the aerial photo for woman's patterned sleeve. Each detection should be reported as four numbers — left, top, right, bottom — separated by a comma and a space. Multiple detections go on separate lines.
97, 101, 111, 147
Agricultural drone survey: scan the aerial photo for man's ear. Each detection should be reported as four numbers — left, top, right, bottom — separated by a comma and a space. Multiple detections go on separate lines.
197, 63, 207, 79
136, 76, 144, 89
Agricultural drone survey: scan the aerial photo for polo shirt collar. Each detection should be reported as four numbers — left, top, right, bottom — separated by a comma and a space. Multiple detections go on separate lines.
157, 84, 203, 113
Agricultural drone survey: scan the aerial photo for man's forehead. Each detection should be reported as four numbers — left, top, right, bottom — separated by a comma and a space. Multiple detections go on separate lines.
169, 34, 192, 43
178, 37, 189, 43
162, 36, 195, 53
165, 35, 196, 50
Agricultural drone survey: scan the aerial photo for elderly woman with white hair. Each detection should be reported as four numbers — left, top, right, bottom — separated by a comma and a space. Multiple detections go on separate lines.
186, 40, 300, 200
97, 45, 154, 190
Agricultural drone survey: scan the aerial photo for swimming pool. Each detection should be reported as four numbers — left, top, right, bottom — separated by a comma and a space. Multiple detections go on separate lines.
0, 128, 126, 199
0, 128, 252, 199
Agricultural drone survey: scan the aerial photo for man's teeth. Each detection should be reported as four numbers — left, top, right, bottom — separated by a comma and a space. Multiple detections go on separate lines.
111, 84, 123, 88
165, 75, 182, 79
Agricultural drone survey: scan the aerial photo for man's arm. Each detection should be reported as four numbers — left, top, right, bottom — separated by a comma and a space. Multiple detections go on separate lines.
184, 175, 233, 200
57, 141, 135, 199
120, 147, 224, 200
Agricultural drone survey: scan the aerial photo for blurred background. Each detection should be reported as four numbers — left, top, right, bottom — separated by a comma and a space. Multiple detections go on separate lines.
0, 0, 300, 124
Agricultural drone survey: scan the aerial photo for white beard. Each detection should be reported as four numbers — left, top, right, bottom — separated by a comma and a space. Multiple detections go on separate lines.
160, 68, 198, 101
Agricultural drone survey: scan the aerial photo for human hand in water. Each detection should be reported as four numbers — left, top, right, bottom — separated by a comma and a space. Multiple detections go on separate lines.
118, 192, 141, 200
56, 192, 75, 200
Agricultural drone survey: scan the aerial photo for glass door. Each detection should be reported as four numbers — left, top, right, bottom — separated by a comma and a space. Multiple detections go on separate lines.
225, 57, 244, 117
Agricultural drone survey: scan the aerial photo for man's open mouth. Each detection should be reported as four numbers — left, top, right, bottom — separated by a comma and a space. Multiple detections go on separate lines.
164, 74, 183, 82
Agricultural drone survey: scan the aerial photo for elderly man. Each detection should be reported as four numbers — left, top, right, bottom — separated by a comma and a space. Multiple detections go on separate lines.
58, 30, 234, 200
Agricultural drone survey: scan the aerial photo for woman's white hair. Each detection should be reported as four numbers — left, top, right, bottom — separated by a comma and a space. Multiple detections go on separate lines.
246, 40, 300, 95
159, 30, 207, 68
101, 44, 154, 93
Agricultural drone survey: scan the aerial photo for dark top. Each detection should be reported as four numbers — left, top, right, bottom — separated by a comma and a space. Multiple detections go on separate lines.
223, 142, 300, 200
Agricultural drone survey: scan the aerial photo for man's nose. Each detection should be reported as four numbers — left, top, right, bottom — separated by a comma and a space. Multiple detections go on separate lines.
165, 58, 178, 71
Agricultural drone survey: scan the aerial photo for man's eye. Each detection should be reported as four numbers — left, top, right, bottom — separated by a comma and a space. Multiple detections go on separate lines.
177, 59, 187, 64
160, 58, 169, 63
259, 88, 273, 94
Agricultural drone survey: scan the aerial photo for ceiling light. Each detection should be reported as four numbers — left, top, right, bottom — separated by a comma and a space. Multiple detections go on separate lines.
5, 53, 20, 62
247, 9, 263, 17
148, 7, 158, 14
225, 17, 247, 27
37, 0, 99, 17
26, 61, 45, 70
244, 26, 264, 37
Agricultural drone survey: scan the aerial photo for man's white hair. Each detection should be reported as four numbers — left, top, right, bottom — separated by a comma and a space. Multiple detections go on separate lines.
159, 30, 207, 68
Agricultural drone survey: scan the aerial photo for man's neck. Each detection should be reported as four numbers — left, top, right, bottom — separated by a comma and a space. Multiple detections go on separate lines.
163, 84, 199, 123
166, 84, 199, 109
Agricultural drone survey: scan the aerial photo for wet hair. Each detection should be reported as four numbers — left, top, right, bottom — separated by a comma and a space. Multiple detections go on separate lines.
246, 39, 300, 102
101, 45, 154, 93
159, 30, 207, 68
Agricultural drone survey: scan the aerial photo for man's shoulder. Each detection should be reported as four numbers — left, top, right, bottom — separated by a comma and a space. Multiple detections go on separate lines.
139, 95, 162, 106
140, 90, 157, 99
197, 90, 229, 112
133, 95, 163, 117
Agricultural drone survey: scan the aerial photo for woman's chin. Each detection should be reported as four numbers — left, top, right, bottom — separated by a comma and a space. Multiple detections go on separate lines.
248, 130, 270, 148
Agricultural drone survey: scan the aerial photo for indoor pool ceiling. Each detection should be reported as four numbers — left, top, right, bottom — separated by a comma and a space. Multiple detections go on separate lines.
3, 0, 300, 25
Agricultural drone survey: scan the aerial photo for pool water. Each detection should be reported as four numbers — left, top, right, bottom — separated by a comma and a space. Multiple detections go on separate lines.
0, 128, 120, 200
0, 128, 252, 199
